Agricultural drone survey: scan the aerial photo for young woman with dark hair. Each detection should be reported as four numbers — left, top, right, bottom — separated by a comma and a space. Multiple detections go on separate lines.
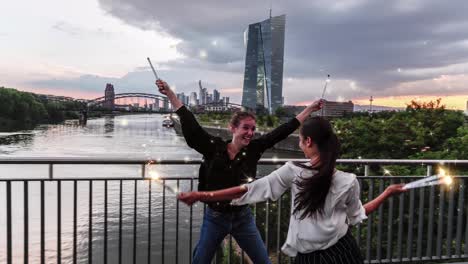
178, 116, 406, 264
156, 79, 324, 264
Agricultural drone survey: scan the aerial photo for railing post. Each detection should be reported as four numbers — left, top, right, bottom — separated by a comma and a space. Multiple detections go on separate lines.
455, 178, 465, 257
189, 179, 193, 264
133, 180, 137, 264
446, 183, 455, 257
57, 181, 62, 264
148, 180, 152, 264
366, 177, 374, 262
162, 180, 166, 264
6, 181, 12, 264
175, 180, 180, 264
88, 181, 93, 264
104, 180, 108, 264
416, 166, 428, 259
49, 164, 53, 179
277, 197, 282, 264
41, 181, 45, 264
24, 181, 29, 264
436, 185, 445, 258
265, 200, 269, 250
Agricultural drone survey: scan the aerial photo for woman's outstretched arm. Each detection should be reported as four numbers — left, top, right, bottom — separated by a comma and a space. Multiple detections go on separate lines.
363, 184, 406, 215
295, 99, 324, 124
178, 163, 296, 206
178, 185, 247, 206
156, 79, 183, 110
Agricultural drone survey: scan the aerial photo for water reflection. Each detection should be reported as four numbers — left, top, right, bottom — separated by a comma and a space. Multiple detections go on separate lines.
104, 116, 114, 136
0, 132, 35, 154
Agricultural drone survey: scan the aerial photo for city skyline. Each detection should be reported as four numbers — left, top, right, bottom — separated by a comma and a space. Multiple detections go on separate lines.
1, 0, 468, 110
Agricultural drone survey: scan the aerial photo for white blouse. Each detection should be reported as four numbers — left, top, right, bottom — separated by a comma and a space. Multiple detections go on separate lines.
231, 161, 367, 257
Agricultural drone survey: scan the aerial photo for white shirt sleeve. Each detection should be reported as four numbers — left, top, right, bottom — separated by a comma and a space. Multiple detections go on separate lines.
345, 178, 367, 225
231, 163, 296, 205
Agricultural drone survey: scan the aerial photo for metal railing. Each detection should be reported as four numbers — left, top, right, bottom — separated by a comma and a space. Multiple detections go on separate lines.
0, 158, 467, 264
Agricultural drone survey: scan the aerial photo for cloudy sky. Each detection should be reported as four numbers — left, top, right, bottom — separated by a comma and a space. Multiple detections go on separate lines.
1, 0, 467, 109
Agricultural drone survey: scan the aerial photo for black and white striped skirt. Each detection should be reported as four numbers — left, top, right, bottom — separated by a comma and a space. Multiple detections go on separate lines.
294, 230, 363, 264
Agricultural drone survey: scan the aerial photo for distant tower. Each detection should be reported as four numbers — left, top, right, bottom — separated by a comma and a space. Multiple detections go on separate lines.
190, 92, 198, 106
213, 89, 220, 103
104, 83, 115, 110
465, 98, 468, 115
242, 14, 286, 114
199, 80, 207, 105
369, 96, 374, 113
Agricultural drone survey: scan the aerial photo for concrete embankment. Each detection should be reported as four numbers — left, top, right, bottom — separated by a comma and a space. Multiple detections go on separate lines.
171, 117, 301, 152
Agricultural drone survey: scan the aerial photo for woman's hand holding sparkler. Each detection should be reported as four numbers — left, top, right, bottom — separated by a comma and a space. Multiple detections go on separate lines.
156, 79, 171, 96
383, 184, 407, 197
310, 99, 325, 112
177, 192, 202, 206
178, 185, 248, 206
364, 183, 407, 215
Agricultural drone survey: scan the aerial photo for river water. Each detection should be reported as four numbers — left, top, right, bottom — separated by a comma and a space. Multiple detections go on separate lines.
0, 114, 302, 264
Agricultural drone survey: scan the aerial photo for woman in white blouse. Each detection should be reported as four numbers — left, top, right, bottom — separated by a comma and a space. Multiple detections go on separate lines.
178, 116, 406, 264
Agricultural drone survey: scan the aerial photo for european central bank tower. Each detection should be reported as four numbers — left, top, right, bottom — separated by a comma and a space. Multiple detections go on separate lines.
241, 14, 285, 114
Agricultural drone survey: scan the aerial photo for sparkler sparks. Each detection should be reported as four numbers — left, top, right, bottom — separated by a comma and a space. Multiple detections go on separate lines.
403, 167, 453, 190
146, 162, 179, 194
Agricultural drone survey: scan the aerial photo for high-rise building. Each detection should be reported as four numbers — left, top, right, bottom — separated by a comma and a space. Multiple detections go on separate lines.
313, 101, 354, 117
189, 92, 198, 106
177, 92, 188, 106
213, 89, 220, 103
104, 83, 115, 110
241, 14, 286, 114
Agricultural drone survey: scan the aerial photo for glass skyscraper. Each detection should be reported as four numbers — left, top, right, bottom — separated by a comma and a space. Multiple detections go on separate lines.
241, 14, 285, 114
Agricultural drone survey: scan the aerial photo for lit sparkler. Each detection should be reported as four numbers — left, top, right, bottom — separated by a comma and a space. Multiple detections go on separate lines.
321, 74, 331, 99
147, 162, 179, 194
403, 168, 453, 190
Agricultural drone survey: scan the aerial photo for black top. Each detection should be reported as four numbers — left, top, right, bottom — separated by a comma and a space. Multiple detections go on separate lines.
175, 106, 300, 204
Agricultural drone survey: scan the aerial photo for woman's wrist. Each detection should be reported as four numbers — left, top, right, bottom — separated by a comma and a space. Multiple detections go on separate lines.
198, 191, 212, 201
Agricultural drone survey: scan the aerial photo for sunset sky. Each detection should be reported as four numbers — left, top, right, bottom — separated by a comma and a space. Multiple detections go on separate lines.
1, 0, 467, 110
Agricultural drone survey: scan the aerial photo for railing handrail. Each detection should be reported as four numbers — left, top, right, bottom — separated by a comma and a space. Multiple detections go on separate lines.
0, 157, 467, 165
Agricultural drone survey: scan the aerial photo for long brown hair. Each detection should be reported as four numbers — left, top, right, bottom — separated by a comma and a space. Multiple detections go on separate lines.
293, 117, 340, 220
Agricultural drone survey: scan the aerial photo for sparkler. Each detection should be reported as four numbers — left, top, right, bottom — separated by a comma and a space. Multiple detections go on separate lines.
403, 168, 453, 190
321, 74, 331, 99
147, 163, 179, 194
147, 57, 159, 80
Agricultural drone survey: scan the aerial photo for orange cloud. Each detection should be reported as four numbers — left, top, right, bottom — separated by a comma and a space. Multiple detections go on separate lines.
18, 87, 102, 100
293, 95, 467, 110
353, 95, 467, 110
219, 88, 242, 94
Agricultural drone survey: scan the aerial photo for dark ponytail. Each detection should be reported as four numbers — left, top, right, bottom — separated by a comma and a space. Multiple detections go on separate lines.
293, 117, 340, 220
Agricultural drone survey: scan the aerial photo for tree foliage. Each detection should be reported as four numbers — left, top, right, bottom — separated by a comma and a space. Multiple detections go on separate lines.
0, 87, 84, 130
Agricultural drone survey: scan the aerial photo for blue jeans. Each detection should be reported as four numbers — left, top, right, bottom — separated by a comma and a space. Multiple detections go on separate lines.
192, 206, 271, 264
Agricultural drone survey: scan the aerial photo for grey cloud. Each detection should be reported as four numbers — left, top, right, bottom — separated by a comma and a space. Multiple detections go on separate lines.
96, 0, 468, 99
39, 0, 468, 101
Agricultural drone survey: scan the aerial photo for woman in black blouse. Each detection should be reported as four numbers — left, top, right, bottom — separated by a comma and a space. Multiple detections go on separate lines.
156, 79, 323, 264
